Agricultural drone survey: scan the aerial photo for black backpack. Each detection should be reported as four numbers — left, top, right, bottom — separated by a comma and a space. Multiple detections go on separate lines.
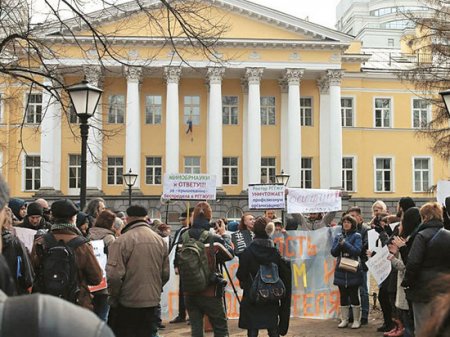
249, 262, 286, 304
36, 233, 87, 303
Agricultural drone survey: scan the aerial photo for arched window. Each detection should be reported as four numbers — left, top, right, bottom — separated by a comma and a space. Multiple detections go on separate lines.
226, 207, 244, 221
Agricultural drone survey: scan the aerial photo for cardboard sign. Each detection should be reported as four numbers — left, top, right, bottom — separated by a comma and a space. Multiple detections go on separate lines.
88, 240, 108, 292
248, 184, 285, 210
437, 180, 450, 205
287, 188, 341, 214
366, 245, 392, 286
162, 173, 217, 200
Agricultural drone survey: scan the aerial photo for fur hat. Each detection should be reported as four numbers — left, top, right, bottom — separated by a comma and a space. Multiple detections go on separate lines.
126, 205, 148, 217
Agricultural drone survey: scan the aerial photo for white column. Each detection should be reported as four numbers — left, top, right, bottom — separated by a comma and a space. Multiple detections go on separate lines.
327, 69, 344, 189
84, 66, 103, 193
245, 68, 263, 185
124, 66, 142, 188
40, 78, 62, 193
279, 79, 288, 175
285, 69, 304, 187
164, 67, 181, 175
207, 67, 225, 189
318, 76, 331, 189
241, 78, 249, 189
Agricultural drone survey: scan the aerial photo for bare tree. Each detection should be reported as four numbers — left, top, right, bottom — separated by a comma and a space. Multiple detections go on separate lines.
399, 0, 450, 159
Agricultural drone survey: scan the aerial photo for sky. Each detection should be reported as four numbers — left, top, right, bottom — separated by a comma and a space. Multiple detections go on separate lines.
249, 0, 341, 29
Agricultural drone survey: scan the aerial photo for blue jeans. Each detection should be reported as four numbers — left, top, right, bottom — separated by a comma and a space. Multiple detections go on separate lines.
360, 271, 369, 320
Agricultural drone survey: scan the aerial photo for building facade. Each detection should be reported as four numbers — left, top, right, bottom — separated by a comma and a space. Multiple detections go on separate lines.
0, 0, 445, 220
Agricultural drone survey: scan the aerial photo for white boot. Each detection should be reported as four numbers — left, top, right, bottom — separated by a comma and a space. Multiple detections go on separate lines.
338, 306, 350, 328
351, 305, 361, 329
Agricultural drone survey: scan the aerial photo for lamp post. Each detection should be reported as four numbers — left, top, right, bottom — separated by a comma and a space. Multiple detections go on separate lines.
275, 169, 290, 226
440, 89, 450, 117
67, 79, 103, 211
123, 169, 138, 207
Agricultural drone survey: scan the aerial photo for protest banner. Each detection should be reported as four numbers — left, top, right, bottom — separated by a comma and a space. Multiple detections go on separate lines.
161, 227, 341, 320
248, 184, 285, 210
286, 188, 341, 214
14, 227, 37, 252
437, 180, 450, 205
162, 173, 216, 200
367, 229, 381, 253
366, 245, 392, 286
88, 240, 108, 292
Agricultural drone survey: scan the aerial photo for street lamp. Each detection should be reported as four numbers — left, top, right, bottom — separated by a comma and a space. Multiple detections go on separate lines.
440, 89, 450, 117
123, 169, 138, 206
275, 169, 290, 227
67, 79, 103, 211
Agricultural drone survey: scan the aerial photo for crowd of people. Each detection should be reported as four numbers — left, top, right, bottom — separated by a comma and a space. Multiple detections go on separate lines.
1, 172, 450, 337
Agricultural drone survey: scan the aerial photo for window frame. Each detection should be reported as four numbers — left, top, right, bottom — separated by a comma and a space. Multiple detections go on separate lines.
23, 154, 41, 192
107, 94, 126, 124
300, 97, 313, 126
342, 156, 357, 192
412, 156, 433, 193
301, 157, 313, 189
222, 156, 239, 185
222, 95, 239, 125
373, 97, 393, 128
260, 96, 276, 126
107, 156, 124, 185
145, 95, 163, 125
24, 93, 43, 125
145, 156, 163, 185
183, 96, 201, 125
260, 157, 276, 184
68, 154, 81, 194
184, 156, 201, 174
411, 98, 431, 129
373, 156, 395, 193
341, 96, 356, 127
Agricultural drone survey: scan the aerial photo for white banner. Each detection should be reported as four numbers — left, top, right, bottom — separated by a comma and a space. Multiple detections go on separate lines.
14, 227, 37, 252
88, 240, 108, 292
366, 245, 392, 286
437, 180, 450, 205
162, 173, 217, 200
286, 188, 341, 214
248, 184, 285, 210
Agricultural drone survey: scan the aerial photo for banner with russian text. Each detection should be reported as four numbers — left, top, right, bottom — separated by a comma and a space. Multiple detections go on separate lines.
162, 173, 217, 200
248, 184, 285, 210
161, 227, 341, 320
286, 188, 341, 214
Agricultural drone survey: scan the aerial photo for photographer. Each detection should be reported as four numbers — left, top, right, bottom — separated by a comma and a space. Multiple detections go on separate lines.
176, 201, 234, 337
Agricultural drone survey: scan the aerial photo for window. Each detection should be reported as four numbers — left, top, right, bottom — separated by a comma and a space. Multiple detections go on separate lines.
25, 93, 42, 124
301, 158, 312, 189
68, 105, 79, 124
222, 96, 238, 125
68, 154, 81, 189
24, 155, 40, 191
184, 96, 200, 125
412, 99, 430, 128
375, 158, 393, 192
300, 97, 313, 126
342, 157, 355, 192
145, 95, 162, 124
413, 158, 431, 192
107, 95, 125, 124
260, 97, 275, 125
388, 38, 395, 47
223, 157, 238, 185
107, 157, 123, 185
184, 156, 200, 174
226, 207, 243, 220
261, 157, 276, 183
341, 98, 354, 127
145, 156, 162, 185
374, 98, 392, 128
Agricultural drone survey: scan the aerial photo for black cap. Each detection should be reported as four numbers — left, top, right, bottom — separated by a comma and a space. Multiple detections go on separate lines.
27, 202, 43, 216
126, 205, 147, 217
51, 199, 79, 219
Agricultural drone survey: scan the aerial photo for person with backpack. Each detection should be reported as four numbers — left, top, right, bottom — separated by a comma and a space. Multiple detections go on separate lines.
175, 201, 234, 337
236, 217, 290, 337
31, 199, 103, 310
106, 205, 170, 337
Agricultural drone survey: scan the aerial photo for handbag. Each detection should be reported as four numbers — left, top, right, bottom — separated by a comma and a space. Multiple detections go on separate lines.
338, 257, 359, 273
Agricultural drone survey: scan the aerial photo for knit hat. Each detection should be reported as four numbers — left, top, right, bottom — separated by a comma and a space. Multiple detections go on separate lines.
227, 221, 239, 232
126, 205, 147, 217
27, 202, 43, 217
253, 217, 270, 238
51, 199, 79, 219
399, 197, 416, 213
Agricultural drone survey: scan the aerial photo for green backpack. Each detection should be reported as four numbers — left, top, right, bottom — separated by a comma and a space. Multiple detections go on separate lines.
177, 230, 214, 292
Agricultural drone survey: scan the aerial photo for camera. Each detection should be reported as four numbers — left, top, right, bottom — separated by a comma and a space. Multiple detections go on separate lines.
210, 272, 227, 298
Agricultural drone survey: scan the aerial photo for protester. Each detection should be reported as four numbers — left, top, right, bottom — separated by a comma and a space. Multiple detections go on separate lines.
76, 211, 91, 238
106, 204, 170, 337
17, 201, 50, 230
292, 211, 336, 231
31, 199, 103, 309
8, 198, 27, 225
231, 213, 255, 256
236, 217, 290, 337
84, 197, 106, 225
0, 176, 114, 337
176, 201, 234, 337
331, 214, 363, 329
35, 198, 52, 223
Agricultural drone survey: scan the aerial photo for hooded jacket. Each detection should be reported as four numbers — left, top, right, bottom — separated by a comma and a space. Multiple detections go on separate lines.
8, 198, 26, 223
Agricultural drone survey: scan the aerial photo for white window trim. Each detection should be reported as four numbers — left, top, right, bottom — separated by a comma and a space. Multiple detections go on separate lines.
410, 97, 431, 129
23, 92, 43, 125
68, 154, 81, 196
145, 156, 163, 185
412, 156, 433, 193
184, 156, 201, 174
222, 157, 239, 185
145, 95, 163, 125
373, 96, 394, 128
107, 156, 124, 185
373, 156, 395, 193
342, 155, 357, 192
301, 157, 313, 189
341, 95, 357, 127
222, 95, 239, 126
300, 96, 314, 126
22, 153, 40, 192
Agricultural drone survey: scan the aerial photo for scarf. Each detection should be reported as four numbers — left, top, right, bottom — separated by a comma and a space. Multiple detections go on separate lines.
51, 223, 82, 236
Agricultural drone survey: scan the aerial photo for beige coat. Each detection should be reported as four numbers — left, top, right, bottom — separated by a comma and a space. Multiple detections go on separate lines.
106, 220, 170, 308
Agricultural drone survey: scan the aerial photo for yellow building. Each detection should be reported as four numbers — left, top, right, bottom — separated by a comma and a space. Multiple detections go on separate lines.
0, 0, 446, 219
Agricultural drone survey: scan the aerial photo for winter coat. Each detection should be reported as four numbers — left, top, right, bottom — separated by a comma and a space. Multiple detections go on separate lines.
0, 255, 16, 296
89, 226, 116, 295
292, 211, 336, 231
17, 217, 51, 231
390, 254, 408, 310
236, 238, 290, 331
106, 220, 170, 308
31, 228, 103, 310
357, 222, 370, 271
402, 219, 450, 303
331, 229, 363, 287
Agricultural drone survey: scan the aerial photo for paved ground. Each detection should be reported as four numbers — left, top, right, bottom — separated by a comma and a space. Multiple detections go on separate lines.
161, 308, 384, 337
